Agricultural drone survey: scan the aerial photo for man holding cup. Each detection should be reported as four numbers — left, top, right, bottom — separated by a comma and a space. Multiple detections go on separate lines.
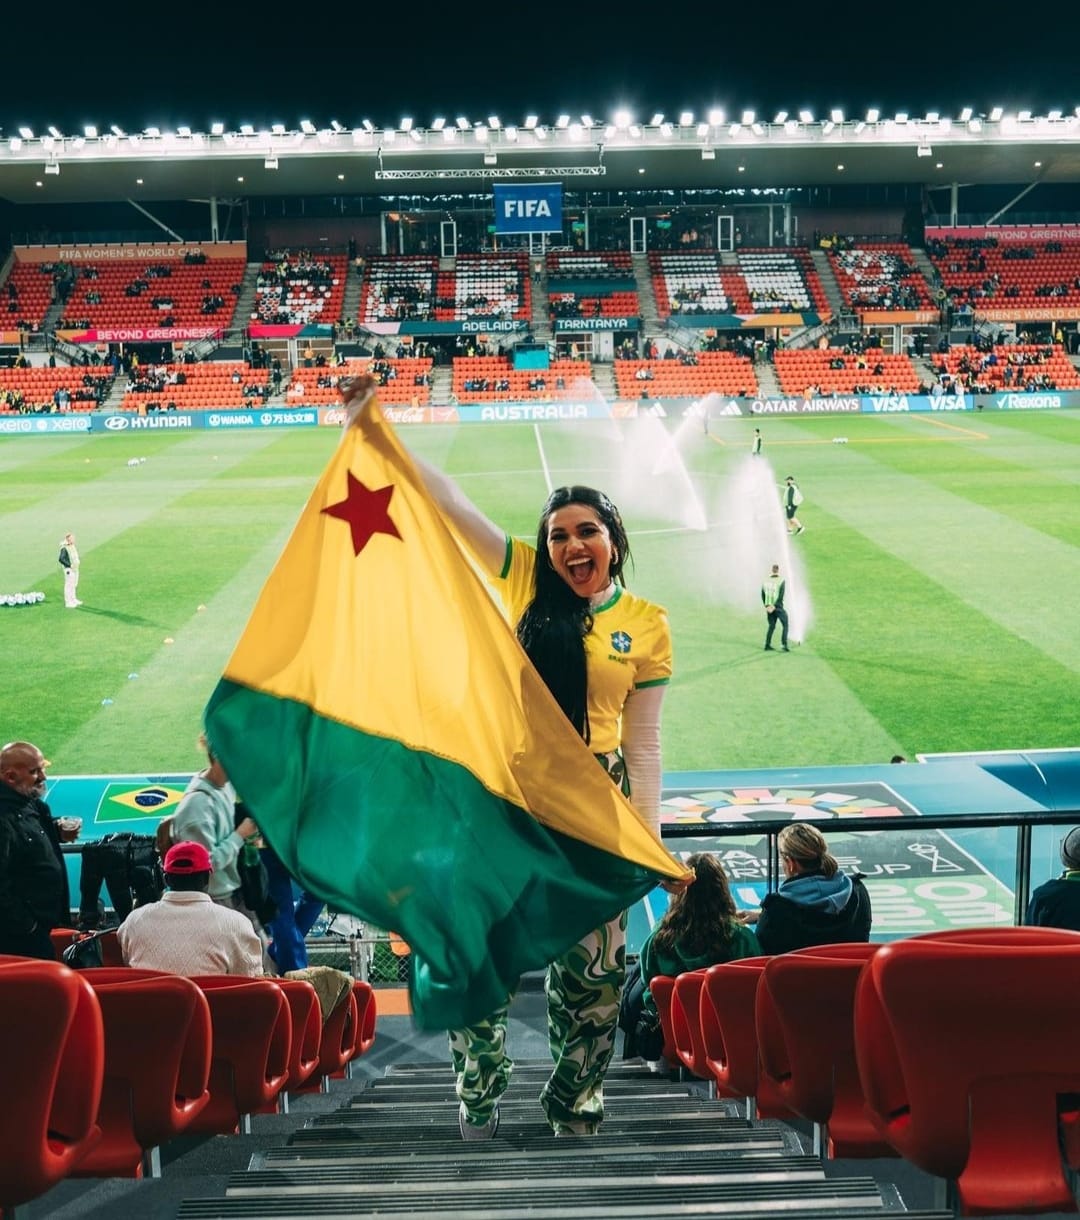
0, 741, 79, 958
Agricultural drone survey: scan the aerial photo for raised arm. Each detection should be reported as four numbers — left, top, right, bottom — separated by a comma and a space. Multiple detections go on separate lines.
341, 375, 505, 574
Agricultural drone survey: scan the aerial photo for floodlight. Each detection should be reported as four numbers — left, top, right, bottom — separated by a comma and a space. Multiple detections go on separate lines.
613, 108, 632, 128
330, 120, 345, 132
798, 110, 813, 123
48, 125, 62, 139
44, 162, 60, 175
989, 107, 1004, 121
264, 157, 279, 169
432, 117, 446, 130
272, 123, 286, 135
456, 116, 469, 130
18, 126, 33, 139
556, 114, 570, 128
708, 108, 725, 125
210, 122, 223, 136
362, 119, 375, 132
487, 115, 501, 129
84, 125, 98, 138
177, 126, 191, 137
773, 111, 788, 124
483, 151, 497, 165
830, 109, 844, 123
650, 113, 664, 126
239, 123, 254, 135
401, 117, 413, 131
679, 111, 693, 126
740, 110, 754, 125
525, 114, 538, 128
865, 108, 880, 123
581, 114, 594, 128
300, 119, 316, 134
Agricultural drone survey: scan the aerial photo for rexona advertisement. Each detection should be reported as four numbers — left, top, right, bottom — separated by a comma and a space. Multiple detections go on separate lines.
493, 182, 563, 234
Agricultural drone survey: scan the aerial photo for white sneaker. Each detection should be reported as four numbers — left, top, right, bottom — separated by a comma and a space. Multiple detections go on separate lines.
459, 1102, 499, 1141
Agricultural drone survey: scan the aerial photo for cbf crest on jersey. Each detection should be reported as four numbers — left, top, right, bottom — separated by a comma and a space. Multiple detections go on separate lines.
611, 630, 632, 654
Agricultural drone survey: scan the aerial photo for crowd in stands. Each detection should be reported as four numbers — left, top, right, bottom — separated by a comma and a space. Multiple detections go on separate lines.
830, 244, 932, 311
926, 235, 1080, 311
933, 342, 1080, 393
254, 251, 347, 325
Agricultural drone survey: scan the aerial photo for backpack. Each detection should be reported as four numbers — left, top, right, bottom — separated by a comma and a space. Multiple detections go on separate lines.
791, 485, 804, 507
61, 930, 108, 969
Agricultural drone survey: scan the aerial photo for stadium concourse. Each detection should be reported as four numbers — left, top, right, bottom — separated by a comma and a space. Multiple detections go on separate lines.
4, 108, 1080, 1219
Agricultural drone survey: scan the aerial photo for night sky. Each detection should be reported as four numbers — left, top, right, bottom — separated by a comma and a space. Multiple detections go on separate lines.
3, 3, 1077, 137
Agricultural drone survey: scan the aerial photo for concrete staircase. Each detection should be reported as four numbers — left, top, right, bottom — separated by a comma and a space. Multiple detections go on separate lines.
810, 249, 846, 318
631, 253, 663, 344
230, 262, 262, 333
529, 263, 551, 346
341, 262, 364, 327
165, 1059, 953, 1220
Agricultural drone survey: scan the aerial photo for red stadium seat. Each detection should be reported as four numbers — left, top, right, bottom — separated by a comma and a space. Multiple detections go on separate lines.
701, 956, 794, 1119
70, 967, 211, 1177
671, 969, 713, 1084
646, 974, 678, 1066
854, 929, 1080, 1214
0, 957, 104, 1209
755, 943, 891, 1157
185, 976, 291, 1134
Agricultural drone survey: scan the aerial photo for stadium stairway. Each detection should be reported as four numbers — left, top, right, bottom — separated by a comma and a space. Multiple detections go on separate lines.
632, 252, 663, 334
810, 249, 846, 316
232, 262, 263, 328
168, 1061, 955, 1220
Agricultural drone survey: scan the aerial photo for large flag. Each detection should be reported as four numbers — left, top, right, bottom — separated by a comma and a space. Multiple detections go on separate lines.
204, 395, 685, 1029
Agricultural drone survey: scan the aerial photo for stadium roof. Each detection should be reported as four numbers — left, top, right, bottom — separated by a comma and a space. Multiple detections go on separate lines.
2, 111, 1079, 206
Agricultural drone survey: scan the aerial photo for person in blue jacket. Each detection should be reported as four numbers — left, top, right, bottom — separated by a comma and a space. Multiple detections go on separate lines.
740, 822, 871, 954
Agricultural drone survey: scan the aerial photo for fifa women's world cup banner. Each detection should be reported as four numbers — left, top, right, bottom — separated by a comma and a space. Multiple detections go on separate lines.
14, 242, 248, 264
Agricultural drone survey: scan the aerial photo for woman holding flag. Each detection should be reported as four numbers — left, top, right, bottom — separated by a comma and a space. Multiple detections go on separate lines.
340, 374, 688, 1140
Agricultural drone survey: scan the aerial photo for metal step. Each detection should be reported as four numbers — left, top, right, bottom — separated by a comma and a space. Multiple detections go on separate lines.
227, 1154, 825, 1194
177, 1177, 888, 1218
258, 1133, 794, 1169
347, 1078, 707, 1100
341, 1089, 732, 1111
279, 1121, 795, 1159
308, 1105, 749, 1131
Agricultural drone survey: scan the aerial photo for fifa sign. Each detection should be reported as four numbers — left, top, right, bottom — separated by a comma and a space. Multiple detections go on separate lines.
493, 183, 563, 234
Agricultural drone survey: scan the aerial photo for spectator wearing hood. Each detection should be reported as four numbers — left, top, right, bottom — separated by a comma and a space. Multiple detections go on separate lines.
1025, 826, 1080, 932
739, 822, 871, 954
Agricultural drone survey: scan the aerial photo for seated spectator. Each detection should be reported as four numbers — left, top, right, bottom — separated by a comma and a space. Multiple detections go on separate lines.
621, 852, 757, 1058
116, 841, 263, 976
739, 823, 871, 954
1025, 827, 1080, 931
640, 851, 758, 986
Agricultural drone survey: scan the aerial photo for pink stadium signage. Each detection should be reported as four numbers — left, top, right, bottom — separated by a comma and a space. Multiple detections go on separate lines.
924, 225, 1080, 242
73, 326, 222, 342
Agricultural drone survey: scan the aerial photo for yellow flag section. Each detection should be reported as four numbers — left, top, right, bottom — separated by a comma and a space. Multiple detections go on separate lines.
204, 396, 683, 1029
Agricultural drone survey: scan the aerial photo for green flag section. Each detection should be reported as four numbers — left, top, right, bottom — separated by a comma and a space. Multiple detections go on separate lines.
204, 394, 684, 1030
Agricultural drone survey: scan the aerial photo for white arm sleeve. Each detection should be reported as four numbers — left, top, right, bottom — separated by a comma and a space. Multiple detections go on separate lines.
621, 684, 667, 837
412, 453, 506, 576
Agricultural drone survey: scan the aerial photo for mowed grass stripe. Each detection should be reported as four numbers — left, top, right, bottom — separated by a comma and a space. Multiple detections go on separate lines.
1, 430, 292, 587
804, 440, 1080, 672
802, 510, 1080, 756
55, 515, 304, 774
7, 435, 324, 764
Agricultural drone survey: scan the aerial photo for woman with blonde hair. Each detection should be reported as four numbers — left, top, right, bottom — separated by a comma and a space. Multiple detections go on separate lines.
740, 823, 871, 955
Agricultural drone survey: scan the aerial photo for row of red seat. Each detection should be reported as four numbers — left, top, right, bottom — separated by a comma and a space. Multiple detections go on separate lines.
650, 926, 1080, 1216
0, 945, 376, 1212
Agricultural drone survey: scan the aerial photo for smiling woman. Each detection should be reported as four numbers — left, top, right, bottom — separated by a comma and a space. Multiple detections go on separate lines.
339, 373, 685, 1141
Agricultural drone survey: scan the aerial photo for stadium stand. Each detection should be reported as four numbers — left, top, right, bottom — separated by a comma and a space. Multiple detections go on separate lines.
614, 350, 759, 398
737, 248, 830, 315
773, 348, 921, 395
827, 243, 934, 313
933, 341, 1080, 391
436, 251, 530, 322
253, 253, 348, 326
546, 250, 640, 321
359, 254, 437, 324
53, 256, 246, 331
452, 355, 590, 401
926, 233, 1080, 311
118, 362, 270, 412
285, 356, 432, 405
0, 365, 114, 413
650, 250, 731, 317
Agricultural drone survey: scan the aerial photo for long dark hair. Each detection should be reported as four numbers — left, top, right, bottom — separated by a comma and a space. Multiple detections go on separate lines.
516, 485, 632, 743
650, 853, 737, 957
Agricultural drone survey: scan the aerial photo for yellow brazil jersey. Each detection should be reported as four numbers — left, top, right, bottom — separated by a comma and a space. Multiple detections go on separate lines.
494, 536, 672, 754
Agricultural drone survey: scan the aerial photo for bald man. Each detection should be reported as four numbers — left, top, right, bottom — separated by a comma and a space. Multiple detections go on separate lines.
0, 741, 78, 958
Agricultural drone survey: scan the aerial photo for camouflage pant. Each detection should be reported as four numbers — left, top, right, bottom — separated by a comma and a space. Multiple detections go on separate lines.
449, 751, 629, 1135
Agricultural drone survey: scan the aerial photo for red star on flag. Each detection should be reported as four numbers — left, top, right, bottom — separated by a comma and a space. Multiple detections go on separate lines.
321, 471, 402, 555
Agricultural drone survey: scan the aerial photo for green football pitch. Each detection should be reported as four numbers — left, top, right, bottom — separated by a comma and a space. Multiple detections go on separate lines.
3, 407, 1079, 775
